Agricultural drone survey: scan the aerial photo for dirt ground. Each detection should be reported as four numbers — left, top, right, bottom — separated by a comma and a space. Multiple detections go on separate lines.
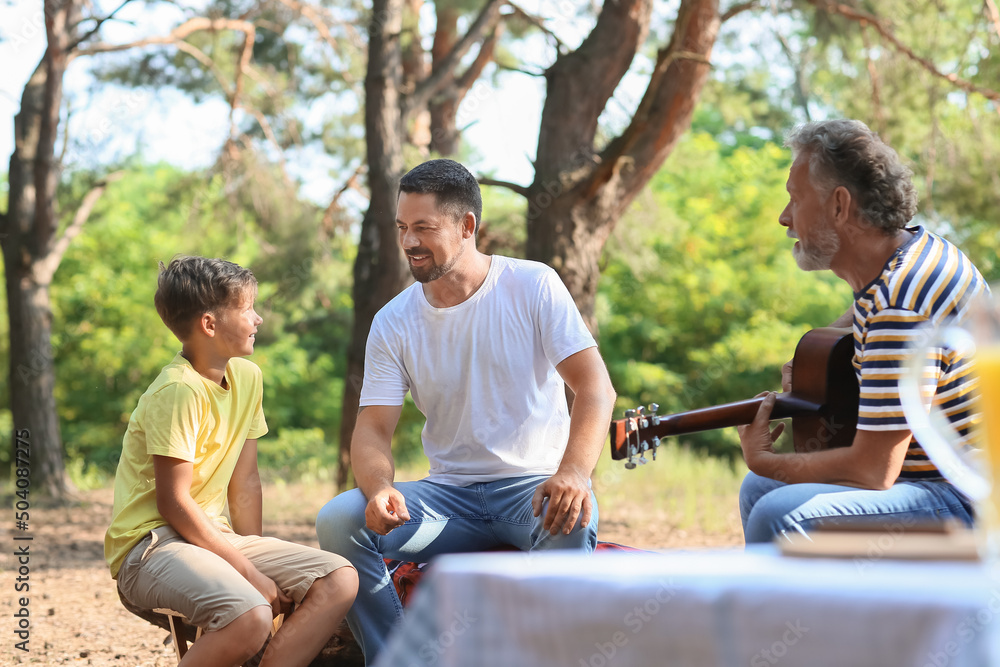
2, 485, 743, 666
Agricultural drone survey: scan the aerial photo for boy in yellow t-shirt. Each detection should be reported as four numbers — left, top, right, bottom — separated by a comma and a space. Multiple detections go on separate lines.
105, 256, 357, 667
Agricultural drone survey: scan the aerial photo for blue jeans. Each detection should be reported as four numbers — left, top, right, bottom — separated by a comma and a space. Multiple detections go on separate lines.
315, 475, 599, 664
740, 471, 974, 544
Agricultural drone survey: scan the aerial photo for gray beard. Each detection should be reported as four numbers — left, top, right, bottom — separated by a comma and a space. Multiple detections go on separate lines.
792, 231, 839, 271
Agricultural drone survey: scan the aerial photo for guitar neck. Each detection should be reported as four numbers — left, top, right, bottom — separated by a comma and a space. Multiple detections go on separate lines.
658, 394, 820, 438
610, 394, 822, 459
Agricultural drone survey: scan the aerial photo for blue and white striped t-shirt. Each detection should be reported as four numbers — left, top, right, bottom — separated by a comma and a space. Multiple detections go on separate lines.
853, 225, 988, 481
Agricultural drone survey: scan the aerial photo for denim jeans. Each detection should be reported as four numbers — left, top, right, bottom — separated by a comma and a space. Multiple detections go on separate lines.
315, 475, 599, 664
740, 471, 975, 544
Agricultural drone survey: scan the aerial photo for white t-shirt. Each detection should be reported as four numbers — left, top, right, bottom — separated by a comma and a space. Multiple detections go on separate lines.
360, 255, 597, 486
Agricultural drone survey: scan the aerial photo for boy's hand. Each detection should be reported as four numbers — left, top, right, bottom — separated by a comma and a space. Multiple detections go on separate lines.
247, 565, 293, 617
365, 487, 410, 536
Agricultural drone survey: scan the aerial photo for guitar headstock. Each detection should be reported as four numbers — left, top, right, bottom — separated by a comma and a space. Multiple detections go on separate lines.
609, 403, 662, 468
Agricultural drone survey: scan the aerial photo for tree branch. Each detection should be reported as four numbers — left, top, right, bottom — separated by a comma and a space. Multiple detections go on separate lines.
774, 26, 811, 122
66, 0, 137, 53
456, 23, 505, 96
860, 24, 885, 138
35, 171, 124, 285
173, 39, 233, 97
404, 0, 504, 119
721, 0, 759, 22
272, 0, 362, 86
245, 106, 292, 185
72, 17, 259, 59
585, 0, 719, 209
496, 62, 545, 77
986, 0, 1000, 41
59, 101, 74, 165
229, 25, 257, 139
322, 162, 367, 237
478, 177, 530, 198
809, 0, 1000, 105
533, 0, 653, 185
506, 1, 567, 51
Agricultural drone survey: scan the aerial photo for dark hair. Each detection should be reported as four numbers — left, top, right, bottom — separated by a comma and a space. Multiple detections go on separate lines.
398, 159, 483, 234
785, 119, 918, 233
154, 256, 257, 340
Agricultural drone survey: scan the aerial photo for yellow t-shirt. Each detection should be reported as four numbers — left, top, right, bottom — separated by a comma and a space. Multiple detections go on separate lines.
104, 353, 268, 577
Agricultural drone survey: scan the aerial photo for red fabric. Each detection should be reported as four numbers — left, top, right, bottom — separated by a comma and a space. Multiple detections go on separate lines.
385, 542, 645, 607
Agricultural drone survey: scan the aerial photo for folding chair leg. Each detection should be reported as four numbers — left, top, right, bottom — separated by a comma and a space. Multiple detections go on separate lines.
165, 613, 190, 662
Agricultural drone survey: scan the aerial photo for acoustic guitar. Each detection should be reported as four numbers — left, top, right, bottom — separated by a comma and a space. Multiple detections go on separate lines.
609, 327, 859, 468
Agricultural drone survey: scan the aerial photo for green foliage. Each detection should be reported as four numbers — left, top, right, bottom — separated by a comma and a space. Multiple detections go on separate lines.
49, 159, 355, 474
730, 0, 1000, 261
256, 427, 333, 483
67, 456, 113, 491
599, 131, 852, 455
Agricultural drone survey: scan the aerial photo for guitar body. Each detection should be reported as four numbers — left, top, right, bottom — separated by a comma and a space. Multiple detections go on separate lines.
610, 327, 859, 461
785, 327, 858, 453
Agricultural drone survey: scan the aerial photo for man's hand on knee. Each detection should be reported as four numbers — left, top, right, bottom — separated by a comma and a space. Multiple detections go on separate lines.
533, 470, 592, 535
365, 487, 410, 536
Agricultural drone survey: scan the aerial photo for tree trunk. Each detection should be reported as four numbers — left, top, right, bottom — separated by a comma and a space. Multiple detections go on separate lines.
526, 0, 720, 334
428, 3, 460, 155
1, 0, 81, 503
336, 0, 410, 491
427, 2, 502, 156
401, 0, 431, 152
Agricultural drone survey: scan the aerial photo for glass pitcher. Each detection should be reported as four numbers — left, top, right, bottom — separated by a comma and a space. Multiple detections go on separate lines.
900, 292, 999, 555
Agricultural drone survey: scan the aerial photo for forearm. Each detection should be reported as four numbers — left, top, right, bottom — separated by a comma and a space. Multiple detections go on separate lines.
228, 470, 263, 536
751, 448, 859, 486
354, 444, 396, 500
158, 493, 257, 576
558, 385, 617, 478
750, 440, 902, 490
351, 407, 401, 500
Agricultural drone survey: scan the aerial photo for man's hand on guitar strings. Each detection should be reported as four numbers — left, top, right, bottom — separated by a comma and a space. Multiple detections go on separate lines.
738, 392, 786, 471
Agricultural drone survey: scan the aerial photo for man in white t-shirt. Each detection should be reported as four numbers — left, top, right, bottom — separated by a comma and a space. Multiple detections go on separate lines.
317, 159, 616, 664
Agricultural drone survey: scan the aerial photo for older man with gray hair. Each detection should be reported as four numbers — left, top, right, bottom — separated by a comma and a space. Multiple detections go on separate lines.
738, 119, 987, 544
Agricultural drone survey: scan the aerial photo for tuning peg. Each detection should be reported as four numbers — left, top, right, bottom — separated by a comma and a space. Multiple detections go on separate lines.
651, 436, 660, 461
636, 440, 648, 465
636, 406, 645, 416
625, 442, 638, 470
647, 403, 660, 425
624, 409, 637, 420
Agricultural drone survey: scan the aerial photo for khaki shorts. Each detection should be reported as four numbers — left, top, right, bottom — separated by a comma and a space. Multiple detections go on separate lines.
116, 525, 352, 632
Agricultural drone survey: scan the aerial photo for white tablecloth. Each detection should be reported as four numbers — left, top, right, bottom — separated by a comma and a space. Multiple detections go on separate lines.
374, 548, 1000, 667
